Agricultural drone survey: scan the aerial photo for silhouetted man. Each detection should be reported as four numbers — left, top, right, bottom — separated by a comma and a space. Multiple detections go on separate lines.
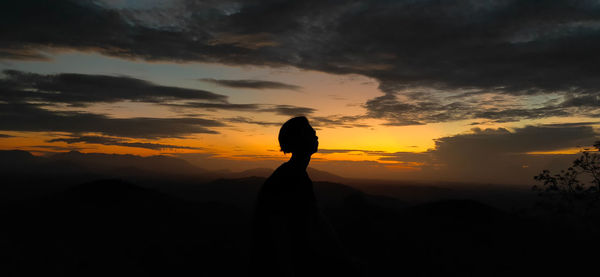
251, 116, 356, 276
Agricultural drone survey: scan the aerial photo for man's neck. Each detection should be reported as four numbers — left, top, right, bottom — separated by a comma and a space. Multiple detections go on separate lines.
288, 153, 311, 170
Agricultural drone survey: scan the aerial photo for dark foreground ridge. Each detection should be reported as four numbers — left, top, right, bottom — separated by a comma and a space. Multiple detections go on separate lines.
2, 151, 600, 276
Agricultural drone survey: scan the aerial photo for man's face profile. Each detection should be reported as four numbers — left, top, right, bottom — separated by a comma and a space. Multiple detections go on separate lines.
278, 116, 318, 155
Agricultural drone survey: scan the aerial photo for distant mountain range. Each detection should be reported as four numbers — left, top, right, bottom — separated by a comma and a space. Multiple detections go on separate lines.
0, 150, 535, 209
0, 150, 346, 182
0, 150, 205, 177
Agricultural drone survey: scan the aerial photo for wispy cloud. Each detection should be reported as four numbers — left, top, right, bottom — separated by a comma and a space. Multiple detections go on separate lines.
169, 102, 315, 116
0, 103, 224, 139
48, 135, 203, 150
1, 70, 227, 106
200, 78, 301, 91
261, 105, 315, 116
311, 115, 370, 128
224, 116, 280, 127
26, 145, 88, 151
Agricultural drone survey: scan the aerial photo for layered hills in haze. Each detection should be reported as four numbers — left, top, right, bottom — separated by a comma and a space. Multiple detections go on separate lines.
2, 150, 593, 276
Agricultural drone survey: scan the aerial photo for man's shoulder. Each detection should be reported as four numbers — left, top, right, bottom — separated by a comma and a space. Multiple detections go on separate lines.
261, 163, 286, 186
266, 162, 292, 180
262, 162, 302, 194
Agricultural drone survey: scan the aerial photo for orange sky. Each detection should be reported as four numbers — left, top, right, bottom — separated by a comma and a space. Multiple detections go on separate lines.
1, 46, 598, 185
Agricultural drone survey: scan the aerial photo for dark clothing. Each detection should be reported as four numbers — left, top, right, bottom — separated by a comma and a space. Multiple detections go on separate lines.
250, 162, 342, 276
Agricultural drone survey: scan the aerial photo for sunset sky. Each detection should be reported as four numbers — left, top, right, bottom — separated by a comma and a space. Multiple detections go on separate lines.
2, 0, 600, 184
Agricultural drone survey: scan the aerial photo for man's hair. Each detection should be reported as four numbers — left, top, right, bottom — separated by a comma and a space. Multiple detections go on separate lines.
278, 116, 310, 154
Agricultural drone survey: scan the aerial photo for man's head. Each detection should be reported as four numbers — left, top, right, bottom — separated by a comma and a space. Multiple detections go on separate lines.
278, 116, 318, 155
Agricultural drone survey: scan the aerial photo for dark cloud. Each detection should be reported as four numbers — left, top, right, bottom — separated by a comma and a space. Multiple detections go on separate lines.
471, 106, 571, 123
376, 152, 433, 164
2, 0, 600, 93
169, 102, 316, 117
311, 115, 370, 128
3, 0, 600, 124
364, 94, 468, 126
168, 102, 260, 111
434, 125, 598, 158
0, 134, 14, 138
0, 70, 227, 106
320, 123, 599, 183
200, 78, 301, 90
0, 47, 50, 61
224, 116, 280, 126
25, 145, 89, 151
425, 124, 600, 183
47, 135, 202, 150
4, 0, 599, 94
364, 91, 600, 125
0, 103, 224, 139
0, 70, 317, 119
559, 94, 600, 108
262, 105, 315, 116
223, 114, 369, 128
539, 122, 600, 128
317, 149, 366, 154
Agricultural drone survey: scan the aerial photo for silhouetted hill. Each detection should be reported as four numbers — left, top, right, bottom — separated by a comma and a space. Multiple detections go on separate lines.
0, 150, 207, 178
207, 166, 534, 209
0, 149, 47, 173
62, 179, 174, 207
0, 150, 216, 200
356, 184, 457, 202
3, 150, 600, 276
403, 199, 507, 224
3, 175, 599, 276
227, 167, 273, 178
156, 176, 406, 216
5, 179, 248, 276
215, 166, 348, 183
353, 182, 535, 210
0, 149, 37, 164
1, 150, 542, 213
50, 151, 206, 176
309, 167, 348, 182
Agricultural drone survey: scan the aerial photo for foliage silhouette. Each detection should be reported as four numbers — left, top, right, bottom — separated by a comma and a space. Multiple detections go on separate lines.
534, 141, 600, 215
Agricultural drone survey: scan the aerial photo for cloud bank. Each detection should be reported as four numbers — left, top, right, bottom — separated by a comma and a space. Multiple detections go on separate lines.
3, 0, 600, 124
320, 123, 599, 183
